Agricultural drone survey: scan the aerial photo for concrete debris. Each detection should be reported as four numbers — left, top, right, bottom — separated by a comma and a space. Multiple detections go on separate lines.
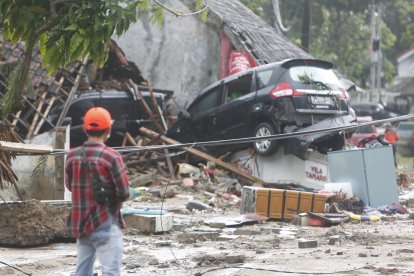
186, 200, 211, 211
328, 235, 341, 245
123, 214, 173, 234
193, 253, 246, 265
298, 239, 318, 249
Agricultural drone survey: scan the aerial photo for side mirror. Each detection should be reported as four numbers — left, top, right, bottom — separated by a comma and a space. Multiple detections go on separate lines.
61, 117, 72, 126
178, 110, 191, 120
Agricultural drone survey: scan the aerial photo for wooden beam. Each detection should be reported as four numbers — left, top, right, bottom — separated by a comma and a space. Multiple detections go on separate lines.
0, 141, 53, 154
128, 80, 164, 133
33, 96, 56, 136
26, 92, 47, 139
11, 111, 22, 126
139, 127, 265, 186
56, 56, 88, 127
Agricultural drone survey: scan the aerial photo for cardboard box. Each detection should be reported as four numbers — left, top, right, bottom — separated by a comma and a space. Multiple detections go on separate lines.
240, 187, 327, 220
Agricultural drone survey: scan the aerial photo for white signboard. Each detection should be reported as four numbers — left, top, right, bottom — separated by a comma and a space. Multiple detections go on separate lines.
305, 160, 328, 187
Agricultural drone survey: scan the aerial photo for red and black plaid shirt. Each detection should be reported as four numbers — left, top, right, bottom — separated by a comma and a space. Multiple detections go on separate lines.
65, 142, 130, 238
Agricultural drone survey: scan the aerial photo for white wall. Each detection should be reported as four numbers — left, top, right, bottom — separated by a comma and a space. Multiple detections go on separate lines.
115, 0, 221, 108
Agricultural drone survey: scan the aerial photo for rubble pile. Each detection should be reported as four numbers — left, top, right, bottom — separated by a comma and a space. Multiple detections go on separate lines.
0, 200, 71, 247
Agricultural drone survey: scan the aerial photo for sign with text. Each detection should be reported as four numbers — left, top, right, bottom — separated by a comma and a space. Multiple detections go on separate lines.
305, 160, 328, 186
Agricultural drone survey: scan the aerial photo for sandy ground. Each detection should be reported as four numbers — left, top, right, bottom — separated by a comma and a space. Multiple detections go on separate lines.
0, 190, 414, 276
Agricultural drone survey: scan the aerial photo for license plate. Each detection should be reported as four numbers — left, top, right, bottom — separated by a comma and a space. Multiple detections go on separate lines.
310, 96, 333, 105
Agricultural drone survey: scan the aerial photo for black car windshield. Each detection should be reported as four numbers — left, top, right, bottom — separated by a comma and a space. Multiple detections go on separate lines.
289, 66, 341, 89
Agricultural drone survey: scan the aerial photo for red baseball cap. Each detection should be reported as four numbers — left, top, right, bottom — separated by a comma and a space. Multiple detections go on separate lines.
83, 107, 112, 131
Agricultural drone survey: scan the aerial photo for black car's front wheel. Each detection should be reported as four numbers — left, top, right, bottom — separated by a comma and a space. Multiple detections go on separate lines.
253, 122, 279, 156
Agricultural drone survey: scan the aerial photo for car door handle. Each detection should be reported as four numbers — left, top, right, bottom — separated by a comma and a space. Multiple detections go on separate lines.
212, 117, 217, 125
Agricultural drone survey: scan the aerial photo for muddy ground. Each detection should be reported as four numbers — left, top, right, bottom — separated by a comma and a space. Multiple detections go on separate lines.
0, 188, 414, 276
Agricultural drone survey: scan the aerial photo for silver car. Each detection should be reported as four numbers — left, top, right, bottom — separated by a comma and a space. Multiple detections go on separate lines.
396, 122, 414, 157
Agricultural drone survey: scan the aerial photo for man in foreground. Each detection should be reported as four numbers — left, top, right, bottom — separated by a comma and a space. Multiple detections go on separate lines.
65, 107, 130, 276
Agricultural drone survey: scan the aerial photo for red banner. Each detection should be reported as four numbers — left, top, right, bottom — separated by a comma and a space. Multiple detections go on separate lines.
229, 51, 256, 75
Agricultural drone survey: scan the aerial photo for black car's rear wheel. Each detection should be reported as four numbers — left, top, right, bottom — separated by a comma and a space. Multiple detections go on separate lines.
253, 122, 279, 156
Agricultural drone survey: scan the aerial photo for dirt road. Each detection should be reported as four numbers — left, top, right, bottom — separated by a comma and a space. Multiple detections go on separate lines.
0, 194, 413, 276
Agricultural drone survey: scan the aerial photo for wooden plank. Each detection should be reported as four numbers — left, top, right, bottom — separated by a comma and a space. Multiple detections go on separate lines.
11, 111, 22, 126
26, 92, 47, 139
56, 56, 88, 127
33, 96, 56, 136
121, 133, 128, 147
146, 80, 165, 131
139, 127, 265, 186
125, 132, 138, 146
128, 80, 164, 133
21, 95, 55, 128
140, 82, 175, 178
0, 141, 53, 154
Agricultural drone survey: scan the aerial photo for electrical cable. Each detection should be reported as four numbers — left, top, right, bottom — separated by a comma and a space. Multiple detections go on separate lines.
197, 263, 375, 275
0, 261, 32, 276
158, 143, 198, 272
25, 113, 414, 156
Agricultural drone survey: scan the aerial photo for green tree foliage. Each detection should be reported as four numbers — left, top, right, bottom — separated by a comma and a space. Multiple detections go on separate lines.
241, 0, 413, 88
0, 0, 207, 118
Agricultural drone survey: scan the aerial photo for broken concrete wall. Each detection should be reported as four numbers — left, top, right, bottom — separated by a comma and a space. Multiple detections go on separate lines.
230, 148, 330, 190
0, 128, 67, 201
115, 0, 221, 108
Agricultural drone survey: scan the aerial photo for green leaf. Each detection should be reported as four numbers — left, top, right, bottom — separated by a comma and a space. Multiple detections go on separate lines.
38, 32, 48, 56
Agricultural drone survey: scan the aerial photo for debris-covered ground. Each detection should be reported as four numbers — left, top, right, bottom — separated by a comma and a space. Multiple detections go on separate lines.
0, 177, 414, 276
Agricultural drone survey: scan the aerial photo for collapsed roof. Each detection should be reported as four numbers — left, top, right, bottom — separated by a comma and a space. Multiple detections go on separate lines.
0, 36, 146, 140
207, 0, 312, 64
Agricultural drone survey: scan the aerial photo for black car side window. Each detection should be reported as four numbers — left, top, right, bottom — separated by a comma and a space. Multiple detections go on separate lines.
256, 69, 274, 90
189, 86, 221, 117
225, 73, 253, 103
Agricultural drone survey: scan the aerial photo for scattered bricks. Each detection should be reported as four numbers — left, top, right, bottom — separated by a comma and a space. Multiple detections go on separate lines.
217, 234, 240, 241
359, 253, 368, 257
172, 224, 186, 231
408, 213, 414, 220
381, 216, 397, 222
387, 253, 393, 256
148, 258, 159, 266
154, 240, 172, 247
371, 253, 379, 257
234, 228, 261, 236
325, 249, 331, 254
176, 231, 220, 243
123, 214, 173, 234
407, 198, 414, 208
223, 254, 246, 264
291, 214, 309, 226
157, 262, 169, 268
256, 249, 265, 254
337, 251, 343, 255
397, 249, 414, 253
298, 239, 318, 249
272, 228, 282, 234
209, 222, 226, 229
253, 235, 276, 242
186, 200, 211, 211
328, 235, 340, 245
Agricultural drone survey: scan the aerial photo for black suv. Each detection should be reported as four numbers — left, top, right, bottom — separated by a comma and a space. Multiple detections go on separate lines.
47, 88, 170, 147
167, 59, 356, 157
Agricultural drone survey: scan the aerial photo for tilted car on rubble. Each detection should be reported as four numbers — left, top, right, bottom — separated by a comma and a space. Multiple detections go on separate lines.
167, 58, 357, 158
46, 87, 172, 147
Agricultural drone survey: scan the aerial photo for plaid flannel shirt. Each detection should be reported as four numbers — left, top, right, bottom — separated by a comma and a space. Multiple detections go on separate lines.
65, 142, 130, 238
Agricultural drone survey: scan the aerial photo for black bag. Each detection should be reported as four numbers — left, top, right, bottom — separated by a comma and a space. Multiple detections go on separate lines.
81, 147, 116, 206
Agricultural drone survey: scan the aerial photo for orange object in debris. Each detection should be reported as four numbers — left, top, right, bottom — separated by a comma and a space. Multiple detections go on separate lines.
241, 187, 328, 220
